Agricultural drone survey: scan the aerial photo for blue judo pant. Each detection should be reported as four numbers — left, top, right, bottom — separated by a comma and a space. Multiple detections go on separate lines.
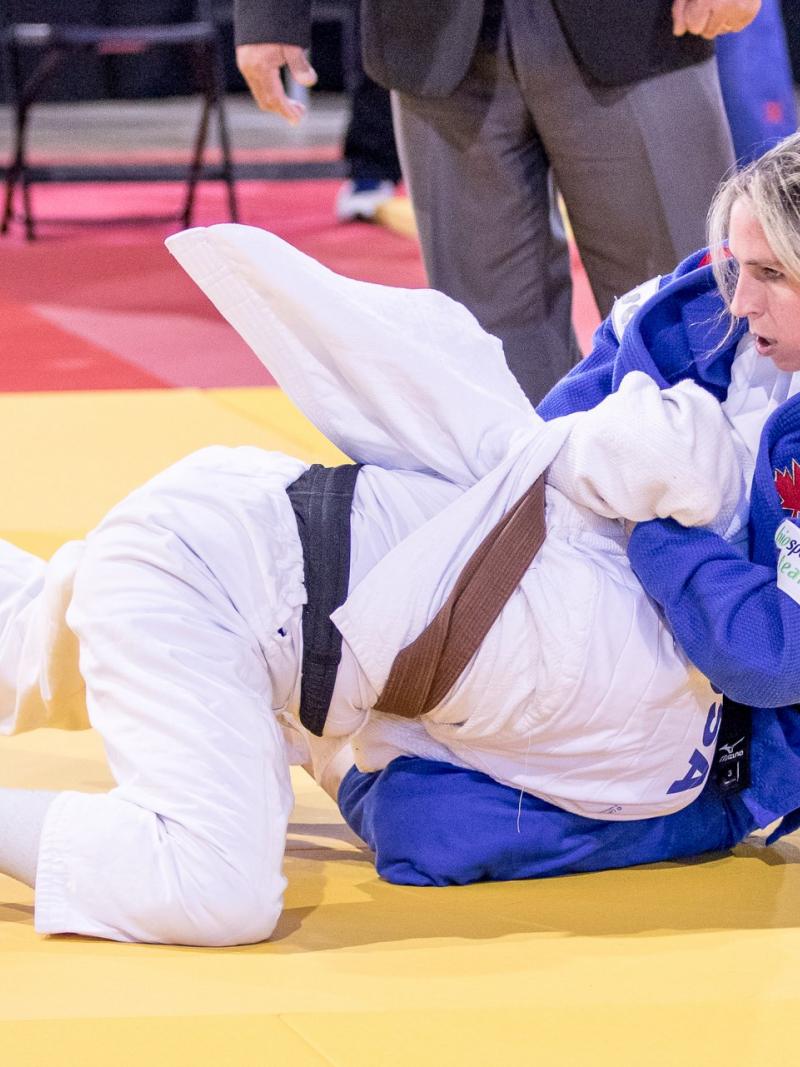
339, 758, 756, 886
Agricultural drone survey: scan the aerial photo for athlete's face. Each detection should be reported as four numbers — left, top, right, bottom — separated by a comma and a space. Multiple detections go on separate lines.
728, 196, 800, 372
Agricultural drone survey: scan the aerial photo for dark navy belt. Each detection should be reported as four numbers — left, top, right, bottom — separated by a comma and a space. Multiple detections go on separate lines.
285, 462, 362, 736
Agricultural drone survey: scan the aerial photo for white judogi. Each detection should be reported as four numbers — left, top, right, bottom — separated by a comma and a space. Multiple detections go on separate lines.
2, 449, 308, 945
0, 228, 745, 945
168, 227, 742, 820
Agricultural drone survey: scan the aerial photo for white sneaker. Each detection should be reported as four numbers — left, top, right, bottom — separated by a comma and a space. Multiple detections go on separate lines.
335, 179, 397, 222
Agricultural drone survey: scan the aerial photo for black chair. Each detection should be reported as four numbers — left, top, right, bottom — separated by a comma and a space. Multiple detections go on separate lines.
0, 0, 238, 239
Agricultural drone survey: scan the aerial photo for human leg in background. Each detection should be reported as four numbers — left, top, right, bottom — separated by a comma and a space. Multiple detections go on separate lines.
0, 447, 304, 946
392, 6, 579, 404
715, 0, 798, 165
336, 9, 402, 222
337, 76, 402, 221
503, 0, 735, 318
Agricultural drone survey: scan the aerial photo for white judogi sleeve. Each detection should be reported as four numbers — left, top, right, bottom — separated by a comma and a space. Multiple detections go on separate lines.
547, 370, 745, 535
166, 225, 536, 488
167, 226, 582, 702
165, 227, 746, 704
167, 226, 744, 525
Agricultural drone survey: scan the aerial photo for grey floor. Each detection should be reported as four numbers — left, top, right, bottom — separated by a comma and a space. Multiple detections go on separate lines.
0, 91, 348, 162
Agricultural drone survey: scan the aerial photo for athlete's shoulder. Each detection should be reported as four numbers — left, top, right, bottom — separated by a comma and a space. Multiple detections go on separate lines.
609, 249, 718, 345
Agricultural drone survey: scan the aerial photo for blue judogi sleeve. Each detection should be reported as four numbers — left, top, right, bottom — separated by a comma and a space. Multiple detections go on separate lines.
628, 412, 800, 710
628, 519, 800, 708
627, 514, 800, 836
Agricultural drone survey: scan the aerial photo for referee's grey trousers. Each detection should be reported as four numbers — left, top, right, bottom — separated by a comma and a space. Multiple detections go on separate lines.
392, 0, 735, 403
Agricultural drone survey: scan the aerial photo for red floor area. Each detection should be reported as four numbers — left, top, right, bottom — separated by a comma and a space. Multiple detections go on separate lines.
0, 179, 600, 392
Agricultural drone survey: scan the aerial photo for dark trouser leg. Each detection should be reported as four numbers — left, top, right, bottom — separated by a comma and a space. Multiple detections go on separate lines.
344, 76, 402, 183
342, 8, 401, 184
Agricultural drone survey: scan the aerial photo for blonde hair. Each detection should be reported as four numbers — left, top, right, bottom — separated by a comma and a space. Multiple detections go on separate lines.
708, 133, 800, 309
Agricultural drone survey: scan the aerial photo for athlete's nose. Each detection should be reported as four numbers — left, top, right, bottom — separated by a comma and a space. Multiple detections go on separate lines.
730, 270, 763, 321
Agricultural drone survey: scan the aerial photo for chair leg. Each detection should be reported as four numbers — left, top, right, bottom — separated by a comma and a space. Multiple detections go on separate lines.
1, 46, 26, 236
20, 167, 34, 241
183, 95, 212, 228
2, 96, 33, 238
182, 42, 216, 228
2, 46, 66, 240
211, 48, 238, 223
1, 158, 18, 235
218, 108, 238, 224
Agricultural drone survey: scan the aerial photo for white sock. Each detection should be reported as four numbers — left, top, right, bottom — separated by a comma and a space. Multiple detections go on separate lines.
0, 787, 57, 887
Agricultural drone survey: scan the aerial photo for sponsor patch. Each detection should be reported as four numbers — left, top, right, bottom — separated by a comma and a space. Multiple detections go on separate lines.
774, 517, 800, 605
712, 697, 751, 795
610, 276, 661, 342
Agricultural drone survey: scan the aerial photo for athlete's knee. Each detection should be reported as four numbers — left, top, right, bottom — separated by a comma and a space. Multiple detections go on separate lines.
138, 830, 285, 947
345, 760, 469, 887
343, 758, 534, 888
165, 879, 283, 948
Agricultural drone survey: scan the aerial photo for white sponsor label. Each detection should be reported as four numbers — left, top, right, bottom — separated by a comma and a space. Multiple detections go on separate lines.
775, 518, 800, 605
610, 276, 661, 342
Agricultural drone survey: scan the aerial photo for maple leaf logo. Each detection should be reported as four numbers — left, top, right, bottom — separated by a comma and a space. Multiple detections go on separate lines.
775, 459, 800, 517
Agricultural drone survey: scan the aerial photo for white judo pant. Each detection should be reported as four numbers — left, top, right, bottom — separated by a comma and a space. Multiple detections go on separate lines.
1, 447, 309, 946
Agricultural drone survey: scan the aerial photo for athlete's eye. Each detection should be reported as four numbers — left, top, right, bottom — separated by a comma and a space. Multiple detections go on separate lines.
761, 266, 784, 281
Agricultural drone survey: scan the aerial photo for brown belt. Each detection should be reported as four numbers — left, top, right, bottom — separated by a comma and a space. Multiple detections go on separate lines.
375, 474, 547, 719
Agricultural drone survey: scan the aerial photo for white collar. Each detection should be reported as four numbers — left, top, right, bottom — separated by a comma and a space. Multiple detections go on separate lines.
722, 334, 800, 464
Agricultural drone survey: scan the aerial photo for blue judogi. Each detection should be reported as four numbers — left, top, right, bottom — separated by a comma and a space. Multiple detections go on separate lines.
716, 0, 797, 165
339, 251, 800, 885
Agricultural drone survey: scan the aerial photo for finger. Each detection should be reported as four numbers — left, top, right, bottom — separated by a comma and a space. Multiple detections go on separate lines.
700, 1, 746, 38
235, 44, 306, 124
701, 11, 729, 36
672, 0, 688, 35
683, 0, 714, 35
261, 68, 307, 124
251, 67, 306, 123
720, 0, 761, 33
284, 45, 318, 88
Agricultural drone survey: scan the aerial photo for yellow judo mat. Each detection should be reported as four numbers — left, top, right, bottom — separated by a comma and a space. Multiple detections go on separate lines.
4, 386, 800, 1066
